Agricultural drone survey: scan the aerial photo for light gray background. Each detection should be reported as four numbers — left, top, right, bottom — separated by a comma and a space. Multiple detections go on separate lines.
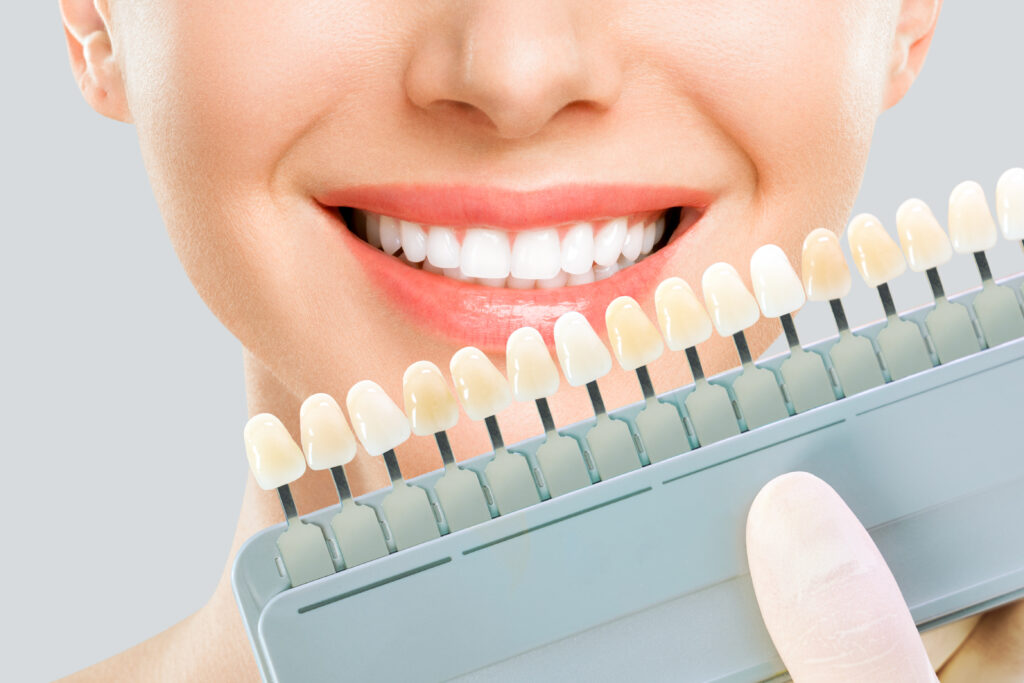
2, 4, 1022, 682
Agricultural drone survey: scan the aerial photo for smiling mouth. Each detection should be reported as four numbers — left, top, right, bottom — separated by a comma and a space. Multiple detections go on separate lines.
338, 206, 687, 289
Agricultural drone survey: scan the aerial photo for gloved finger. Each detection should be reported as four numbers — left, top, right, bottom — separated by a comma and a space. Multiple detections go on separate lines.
938, 598, 1024, 682
745, 471, 936, 682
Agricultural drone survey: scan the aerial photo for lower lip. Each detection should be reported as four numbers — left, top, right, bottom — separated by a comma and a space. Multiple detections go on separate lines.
322, 207, 702, 350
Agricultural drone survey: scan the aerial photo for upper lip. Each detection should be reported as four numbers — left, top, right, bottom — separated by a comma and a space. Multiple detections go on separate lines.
316, 184, 713, 229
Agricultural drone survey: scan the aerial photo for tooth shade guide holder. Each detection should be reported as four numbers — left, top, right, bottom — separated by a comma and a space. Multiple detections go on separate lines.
377, 449, 441, 552
679, 346, 742, 446
430, 431, 493, 533
821, 300, 886, 398
923, 267, 983, 363
325, 464, 389, 569
775, 313, 837, 412
532, 397, 592, 498
728, 331, 789, 430
273, 485, 336, 587
481, 414, 542, 515
873, 283, 934, 381
969, 252, 1024, 346
583, 379, 644, 479
628, 365, 692, 464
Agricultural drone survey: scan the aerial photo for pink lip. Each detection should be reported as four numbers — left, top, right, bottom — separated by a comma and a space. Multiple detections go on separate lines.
316, 184, 712, 229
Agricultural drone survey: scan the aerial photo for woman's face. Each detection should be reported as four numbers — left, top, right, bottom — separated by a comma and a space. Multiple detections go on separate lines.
99, 0, 912, 478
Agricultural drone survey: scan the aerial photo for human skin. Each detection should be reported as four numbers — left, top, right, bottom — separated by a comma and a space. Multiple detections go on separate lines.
58, 0, 1024, 680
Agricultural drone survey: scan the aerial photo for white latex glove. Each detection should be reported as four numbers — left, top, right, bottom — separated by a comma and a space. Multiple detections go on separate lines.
746, 471, 1024, 682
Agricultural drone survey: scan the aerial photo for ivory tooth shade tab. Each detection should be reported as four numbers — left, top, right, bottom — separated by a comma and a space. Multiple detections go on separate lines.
996, 167, 1024, 242
750, 245, 836, 413
897, 199, 981, 363
654, 277, 741, 446
554, 312, 641, 479
800, 228, 885, 397
701, 263, 788, 430
346, 380, 440, 552
300, 393, 387, 568
450, 347, 540, 515
244, 413, 335, 586
606, 297, 690, 464
846, 214, 932, 381
506, 328, 590, 497
949, 181, 1024, 346
402, 361, 490, 532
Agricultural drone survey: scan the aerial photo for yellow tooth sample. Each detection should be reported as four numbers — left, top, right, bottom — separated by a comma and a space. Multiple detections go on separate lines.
750, 244, 806, 317
605, 296, 664, 371
948, 180, 998, 254
701, 262, 760, 336
896, 199, 953, 272
996, 168, 1024, 240
403, 361, 459, 436
800, 228, 851, 301
847, 214, 907, 287
553, 311, 613, 386
244, 413, 306, 490
506, 327, 560, 401
299, 394, 357, 470
345, 380, 411, 456
655, 277, 712, 351
450, 347, 513, 421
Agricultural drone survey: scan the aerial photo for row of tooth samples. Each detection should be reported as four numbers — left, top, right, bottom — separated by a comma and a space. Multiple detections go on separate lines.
246, 171, 1024, 586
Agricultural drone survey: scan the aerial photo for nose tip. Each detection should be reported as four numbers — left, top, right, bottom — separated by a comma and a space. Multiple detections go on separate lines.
404, 3, 622, 140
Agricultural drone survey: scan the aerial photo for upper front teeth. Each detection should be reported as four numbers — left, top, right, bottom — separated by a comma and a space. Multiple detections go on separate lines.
356, 211, 666, 286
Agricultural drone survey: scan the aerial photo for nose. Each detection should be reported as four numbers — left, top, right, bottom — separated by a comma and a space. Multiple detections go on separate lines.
404, 0, 622, 140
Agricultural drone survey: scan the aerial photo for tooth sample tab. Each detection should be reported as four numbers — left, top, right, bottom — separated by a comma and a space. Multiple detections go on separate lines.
847, 214, 907, 288
299, 394, 357, 470
553, 312, 613, 386
403, 361, 460, 436
561, 223, 596, 275
345, 380, 411, 456
701, 263, 761, 337
655, 277, 713, 351
594, 217, 628, 266
948, 181, 998, 254
461, 229, 511, 279
896, 199, 953, 272
449, 347, 513, 421
605, 297, 664, 371
245, 414, 307, 491
996, 167, 1024, 240
426, 227, 460, 269
506, 327, 560, 402
750, 245, 805, 317
511, 229, 561, 280
801, 229, 851, 301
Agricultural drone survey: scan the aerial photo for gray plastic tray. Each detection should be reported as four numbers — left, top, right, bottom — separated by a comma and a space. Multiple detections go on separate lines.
233, 273, 1024, 682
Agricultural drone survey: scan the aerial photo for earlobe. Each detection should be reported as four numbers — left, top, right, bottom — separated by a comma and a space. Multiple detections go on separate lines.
60, 0, 131, 122
882, 0, 942, 110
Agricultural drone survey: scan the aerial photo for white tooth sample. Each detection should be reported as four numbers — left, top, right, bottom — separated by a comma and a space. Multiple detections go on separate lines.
506, 326, 560, 401
461, 228, 511, 279
399, 221, 427, 262
536, 270, 569, 289
553, 311, 612, 386
701, 262, 761, 336
847, 213, 906, 287
622, 222, 644, 261
379, 215, 401, 255
801, 228, 852, 301
896, 199, 953, 272
655, 277, 712, 350
567, 268, 595, 286
641, 222, 656, 254
345, 380, 411, 456
593, 217, 628, 266
299, 393, 357, 470
605, 296, 664, 371
449, 347, 513, 421
560, 222, 595, 275
426, 226, 460, 268
365, 213, 382, 248
244, 413, 306, 490
506, 275, 536, 289
443, 266, 474, 282
594, 261, 619, 281
403, 361, 459, 436
750, 244, 806, 317
996, 167, 1024, 239
422, 260, 444, 275
511, 229, 561, 279
948, 180, 998, 254
477, 277, 506, 287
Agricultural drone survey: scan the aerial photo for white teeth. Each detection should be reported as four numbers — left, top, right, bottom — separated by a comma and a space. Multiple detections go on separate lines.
399, 221, 427, 262
567, 268, 595, 286
593, 217, 628, 266
426, 226, 461, 268
622, 222, 644, 261
641, 222, 656, 254
422, 260, 444, 275
365, 213, 382, 248
461, 228, 511, 279
511, 229, 561, 279
948, 180, 998, 254
996, 168, 1024, 240
379, 215, 401, 255
561, 222, 596, 274
443, 266, 474, 282
654, 216, 666, 245
536, 270, 569, 289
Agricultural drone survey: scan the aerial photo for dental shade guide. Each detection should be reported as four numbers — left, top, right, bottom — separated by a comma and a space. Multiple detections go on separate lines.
606, 297, 692, 463
244, 414, 335, 586
997, 168, 1024, 298
299, 394, 388, 568
507, 327, 592, 497
655, 277, 741, 445
949, 181, 1024, 346
451, 347, 541, 515
847, 214, 933, 381
554, 312, 642, 478
403, 361, 492, 533
751, 244, 838, 411
347, 381, 440, 552
702, 263, 789, 430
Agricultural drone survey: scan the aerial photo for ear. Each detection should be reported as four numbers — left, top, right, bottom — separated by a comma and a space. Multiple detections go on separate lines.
882, 0, 942, 109
60, 0, 130, 122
